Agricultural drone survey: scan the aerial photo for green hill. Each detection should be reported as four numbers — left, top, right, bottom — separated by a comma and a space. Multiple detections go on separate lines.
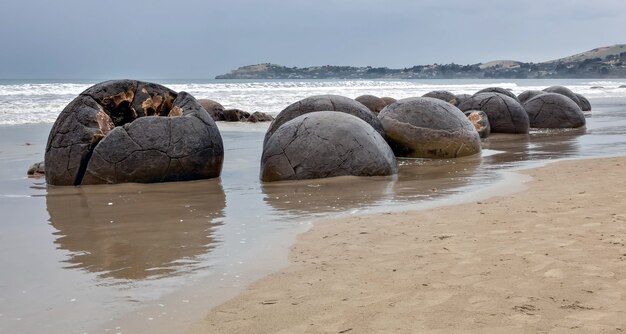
216, 44, 626, 79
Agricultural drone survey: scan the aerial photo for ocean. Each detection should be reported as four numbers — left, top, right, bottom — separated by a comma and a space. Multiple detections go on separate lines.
1, 78, 626, 333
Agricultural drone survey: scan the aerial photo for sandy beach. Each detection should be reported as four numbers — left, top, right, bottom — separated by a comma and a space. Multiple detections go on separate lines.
188, 156, 626, 333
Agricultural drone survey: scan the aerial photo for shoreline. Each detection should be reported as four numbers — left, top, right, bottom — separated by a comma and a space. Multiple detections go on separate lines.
187, 155, 626, 333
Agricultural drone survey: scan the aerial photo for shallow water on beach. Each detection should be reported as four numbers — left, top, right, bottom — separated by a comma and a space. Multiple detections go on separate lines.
1, 79, 626, 333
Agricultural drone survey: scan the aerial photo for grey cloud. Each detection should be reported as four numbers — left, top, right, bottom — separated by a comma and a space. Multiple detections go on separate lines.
0, 0, 625, 79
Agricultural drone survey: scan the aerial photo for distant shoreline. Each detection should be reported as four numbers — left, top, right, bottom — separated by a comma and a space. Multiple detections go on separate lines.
216, 44, 626, 80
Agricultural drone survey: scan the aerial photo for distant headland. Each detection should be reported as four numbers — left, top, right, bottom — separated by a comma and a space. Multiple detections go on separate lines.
216, 44, 626, 79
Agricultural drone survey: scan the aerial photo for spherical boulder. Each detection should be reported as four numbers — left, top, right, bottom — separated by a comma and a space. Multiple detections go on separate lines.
575, 93, 592, 111
377, 97, 481, 158
458, 93, 529, 134
517, 90, 545, 104
264, 94, 385, 145
355, 94, 387, 113
523, 93, 586, 128
45, 80, 224, 186
464, 110, 491, 138
197, 98, 225, 121
455, 94, 472, 106
542, 86, 582, 109
261, 111, 397, 182
422, 90, 459, 106
381, 97, 397, 105
475, 87, 520, 103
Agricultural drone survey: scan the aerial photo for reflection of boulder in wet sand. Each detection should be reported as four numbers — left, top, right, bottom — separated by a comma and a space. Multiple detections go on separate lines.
517, 90, 545, 104
458, 93, 529, 134
355, 95, 387, 113
262, 175, 395, 215
45, 80, 224, 186
264, 95, 385, 145
464, 110, 491, 138
46, 179, 226, 280
523, 93, 586, 128
261, 112, 397, 182
422, 90, 459, 106
378, 97, 481, 158
482, 129, 584, 165
475, 87, 520, 103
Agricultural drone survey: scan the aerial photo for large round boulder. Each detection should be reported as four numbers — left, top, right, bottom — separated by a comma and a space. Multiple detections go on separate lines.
523, 93, 586, 128
197, 98, 225, 121
458, 93, 529, 134
542, 86, 582, 108
422, 90, 459, 106
475, 87, 520, 103
463, 110, 491, 138
380, 96, 397, 105
575, 93, 592, 111
517, 90, 545, 104
377, 97, 481, 158
45, 80, 224, 185
454, 94, 472, 106
355, 94, 387, 114
261, 111, 397, 182
264, 94, 385, 145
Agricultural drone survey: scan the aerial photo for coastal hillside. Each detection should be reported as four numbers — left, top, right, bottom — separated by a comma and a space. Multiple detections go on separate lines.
216, 44, 626, 79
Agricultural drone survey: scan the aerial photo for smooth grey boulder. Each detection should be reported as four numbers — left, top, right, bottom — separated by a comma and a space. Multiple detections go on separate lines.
542, 86, 583, 109
264, 94, 385, 145
523, 93, 586, 128
463, 110, 491, 138
355, 95, 387, 113
575, 93, 592, 111
423, 90, 459, 106
458, 93, 529, 134
45, 80, 224, 186
197, 98, 225, 121
517, 90, 545, 104
261, 111, 397, 182
475, 87, 520, 103
222, 108, 250, 121
378, 97, 481, 158
247, 111, 275, 122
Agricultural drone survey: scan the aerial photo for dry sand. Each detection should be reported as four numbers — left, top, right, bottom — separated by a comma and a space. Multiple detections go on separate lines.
188, 157, 626, 333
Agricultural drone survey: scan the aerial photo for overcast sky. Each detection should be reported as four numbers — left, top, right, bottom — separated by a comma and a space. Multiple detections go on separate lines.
1, 0, 625, 79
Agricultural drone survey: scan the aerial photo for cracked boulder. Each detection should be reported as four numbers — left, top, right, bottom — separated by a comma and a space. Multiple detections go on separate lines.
45, 80, 224, 185
264, 95, 385, 145
260, 111, 397, 182
458, 93, 529, 134
475, 87, 520, 103
542, 86, 585, 110
422, 90, 459, 106
378, 97, 481, 158
517, 90, 545, 104
523, 93, 586, 128
355, 95, 387, 114
464, 110, 491, 138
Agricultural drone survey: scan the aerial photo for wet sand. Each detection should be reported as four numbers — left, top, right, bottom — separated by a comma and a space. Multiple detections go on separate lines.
189, 156, 626, 333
